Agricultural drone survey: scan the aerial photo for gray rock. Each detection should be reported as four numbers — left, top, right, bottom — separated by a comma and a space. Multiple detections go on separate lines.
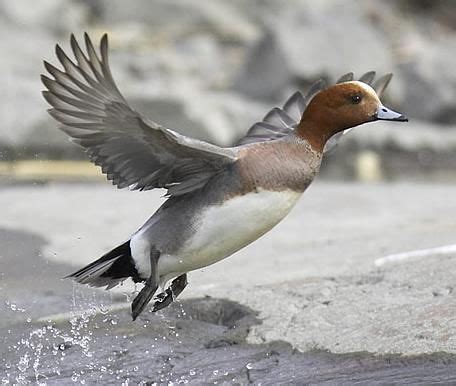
0, 26, 57, 155
232, 31, 292, 100
1, 0, 456, 163
263, 0, 394, 80
0, 0, 91, 158
248, 253, 456, 355
129, 96, 215, 143
398, 37, 456, 124
0, 0, 88, 34
93, 0, 259, 43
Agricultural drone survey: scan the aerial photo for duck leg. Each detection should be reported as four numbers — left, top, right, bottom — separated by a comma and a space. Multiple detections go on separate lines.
152, 274, 188, 312
131, 247, 160, 321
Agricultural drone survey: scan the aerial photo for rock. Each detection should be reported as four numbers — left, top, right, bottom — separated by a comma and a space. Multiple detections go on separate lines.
1, 0, 456, 164
0, 0, 91, 159
181, 91, 269, 145
397, 0, 456, 29
0, 26, 60, 158
232, 31, 292, 101
344, 120, 456, 152
320, 120, 456, 181
398, 36, 456, 124
93, 0, 259, 43
263, 1, 394, 80
247, 253, 456, 355
129, 96, 217, 143
0, 0, 89, 35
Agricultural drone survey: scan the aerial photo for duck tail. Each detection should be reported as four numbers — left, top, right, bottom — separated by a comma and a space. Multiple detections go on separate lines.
66, 241, 140, 290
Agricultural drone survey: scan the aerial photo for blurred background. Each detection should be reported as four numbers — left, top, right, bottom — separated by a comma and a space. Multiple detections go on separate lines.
1, 0, 456, 181
2, 1, 456, 383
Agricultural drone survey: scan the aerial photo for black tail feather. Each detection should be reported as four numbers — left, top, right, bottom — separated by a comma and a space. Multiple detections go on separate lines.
66, 240, 140, 289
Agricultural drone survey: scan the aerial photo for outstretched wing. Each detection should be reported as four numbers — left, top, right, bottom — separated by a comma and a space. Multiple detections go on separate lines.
41, 33, 236, 197
238, 71, 394, 153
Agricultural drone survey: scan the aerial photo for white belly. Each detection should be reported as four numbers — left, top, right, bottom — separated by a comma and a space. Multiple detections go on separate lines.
158, 189, 302, 278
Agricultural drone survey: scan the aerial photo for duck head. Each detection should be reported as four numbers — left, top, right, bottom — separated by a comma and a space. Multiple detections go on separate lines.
297, 80, 407, 152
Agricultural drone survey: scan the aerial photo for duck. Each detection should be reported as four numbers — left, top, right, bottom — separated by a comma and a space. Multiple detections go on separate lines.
41, 33, 408, 320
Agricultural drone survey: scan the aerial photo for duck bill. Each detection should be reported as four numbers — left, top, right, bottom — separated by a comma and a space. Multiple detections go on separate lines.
373, 105, 408, 122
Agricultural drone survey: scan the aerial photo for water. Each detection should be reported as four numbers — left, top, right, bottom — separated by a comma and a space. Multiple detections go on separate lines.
2, 296, 456, 384
1, 227, 456, 383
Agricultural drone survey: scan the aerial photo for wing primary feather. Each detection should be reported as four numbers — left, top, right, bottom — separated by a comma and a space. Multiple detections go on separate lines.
83, 33, 104, 79
358, 71, 376, 85
282, 91, 305, 122
303, 79, 326, 105
373, 73, 393, 98
55, 43, 109, 97
71, 34, 106, 88
44, 34, 236, 197
336, 72, 354, 83
48, 108, 103, 123
99, 34, 126, 101
263, 107, 295, 129
43, 90, 104, 112
43, 60, 109, 102
41, 74, 106, 108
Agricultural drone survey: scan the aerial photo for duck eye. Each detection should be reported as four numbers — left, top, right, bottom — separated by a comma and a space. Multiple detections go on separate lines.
351, 95, 362, 104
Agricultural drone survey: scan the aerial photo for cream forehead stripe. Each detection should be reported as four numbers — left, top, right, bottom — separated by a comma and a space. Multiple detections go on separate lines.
345, 81, 380, 101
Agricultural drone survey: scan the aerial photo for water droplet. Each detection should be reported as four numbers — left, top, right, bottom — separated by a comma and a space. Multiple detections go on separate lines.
99, 305, 109, 315
246, 363, 254, 370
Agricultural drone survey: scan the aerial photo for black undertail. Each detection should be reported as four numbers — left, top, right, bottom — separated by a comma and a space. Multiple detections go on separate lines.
66, 240, 141, 289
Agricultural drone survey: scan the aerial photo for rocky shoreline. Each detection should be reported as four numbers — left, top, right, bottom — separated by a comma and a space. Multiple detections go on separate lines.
2, 1, 456, 179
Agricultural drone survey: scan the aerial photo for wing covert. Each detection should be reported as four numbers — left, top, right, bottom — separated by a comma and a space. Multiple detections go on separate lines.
42, 34, 236, 196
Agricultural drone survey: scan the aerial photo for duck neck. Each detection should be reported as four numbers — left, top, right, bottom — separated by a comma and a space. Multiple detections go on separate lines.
295, 114, 338, 153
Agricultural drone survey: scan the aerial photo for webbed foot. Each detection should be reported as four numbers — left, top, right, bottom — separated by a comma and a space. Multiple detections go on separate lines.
152, 274, 188, 312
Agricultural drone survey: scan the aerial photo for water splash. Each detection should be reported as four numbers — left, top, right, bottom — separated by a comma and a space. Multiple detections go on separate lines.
1, 286, 121, 384
4, 300, 26, 313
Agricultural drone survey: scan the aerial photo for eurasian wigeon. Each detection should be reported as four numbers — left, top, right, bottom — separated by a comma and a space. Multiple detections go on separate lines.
41, 34, 407, 320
